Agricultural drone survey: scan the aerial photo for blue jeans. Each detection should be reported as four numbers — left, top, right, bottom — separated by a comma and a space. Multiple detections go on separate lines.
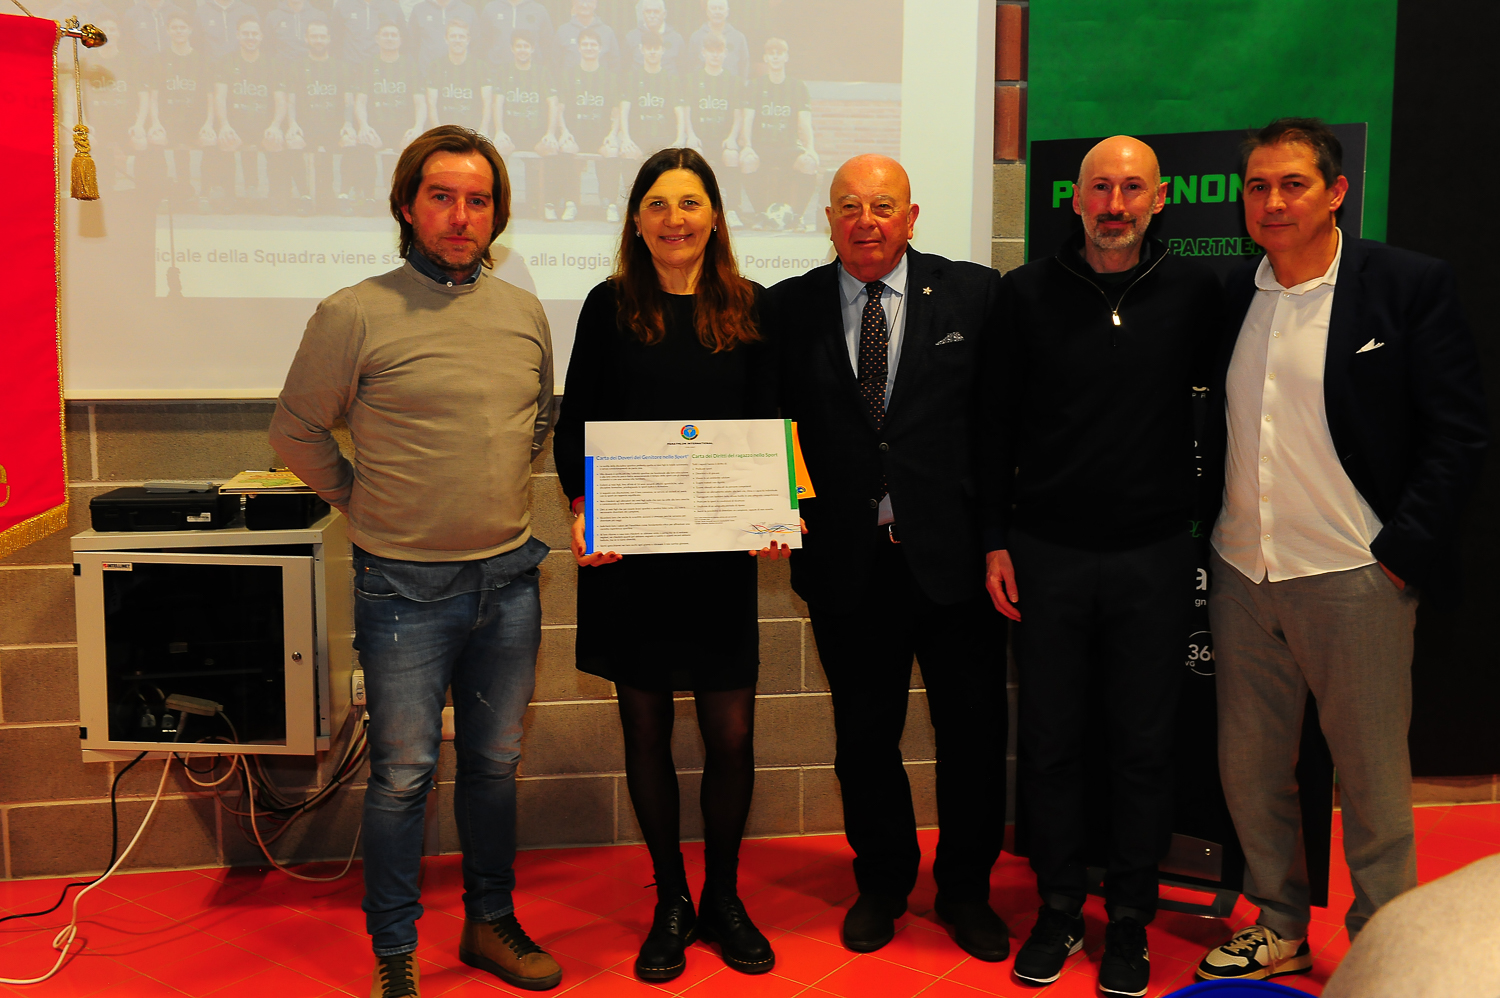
353, 539, 546, 956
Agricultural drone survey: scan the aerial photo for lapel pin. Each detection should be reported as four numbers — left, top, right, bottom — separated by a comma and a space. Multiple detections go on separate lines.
921, 287, 932, 295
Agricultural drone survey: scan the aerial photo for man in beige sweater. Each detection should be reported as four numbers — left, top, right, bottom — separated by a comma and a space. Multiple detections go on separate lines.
269, 125, 559, 998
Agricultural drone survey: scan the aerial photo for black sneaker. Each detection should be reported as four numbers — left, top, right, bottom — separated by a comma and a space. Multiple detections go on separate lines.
1013, 905, 1085, 985
1098, 917, 1149, 996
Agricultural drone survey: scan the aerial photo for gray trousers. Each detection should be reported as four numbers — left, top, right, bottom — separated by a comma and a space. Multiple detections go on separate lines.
1209, 551, 1418, 939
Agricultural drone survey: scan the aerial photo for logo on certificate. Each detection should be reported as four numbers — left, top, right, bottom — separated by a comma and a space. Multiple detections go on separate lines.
680, 424, 699, 440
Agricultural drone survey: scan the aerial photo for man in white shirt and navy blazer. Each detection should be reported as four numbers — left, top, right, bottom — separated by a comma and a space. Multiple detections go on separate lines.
1197, 118, 1489, 983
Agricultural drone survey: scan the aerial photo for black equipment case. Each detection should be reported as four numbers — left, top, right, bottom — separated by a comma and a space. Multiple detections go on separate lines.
89, 487, 239, 531
244, 492, 330, 530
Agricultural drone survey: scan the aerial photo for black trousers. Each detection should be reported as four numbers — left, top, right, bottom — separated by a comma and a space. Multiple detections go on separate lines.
1009, 527, 1193, 921
808, 535, 1006, 904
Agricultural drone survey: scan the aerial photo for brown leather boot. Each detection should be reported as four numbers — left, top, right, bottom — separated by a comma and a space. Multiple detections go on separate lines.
370, 952, 420, 997
459, 912, 563, 991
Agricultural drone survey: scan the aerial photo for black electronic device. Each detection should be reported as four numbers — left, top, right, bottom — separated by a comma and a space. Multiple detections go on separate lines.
90, 487, 239, 532
244, 492, 330, 531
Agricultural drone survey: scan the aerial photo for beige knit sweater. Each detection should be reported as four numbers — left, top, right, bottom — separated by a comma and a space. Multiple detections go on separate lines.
269, 261, 555, 562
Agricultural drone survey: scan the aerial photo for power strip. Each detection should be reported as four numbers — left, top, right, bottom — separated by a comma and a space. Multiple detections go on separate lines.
351, 669, 366, 706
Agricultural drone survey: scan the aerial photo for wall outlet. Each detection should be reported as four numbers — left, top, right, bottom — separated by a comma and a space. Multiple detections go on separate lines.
351, 669, 367, 706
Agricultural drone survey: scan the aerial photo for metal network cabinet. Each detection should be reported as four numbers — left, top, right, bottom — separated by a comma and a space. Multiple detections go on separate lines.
72, 512, 354, 760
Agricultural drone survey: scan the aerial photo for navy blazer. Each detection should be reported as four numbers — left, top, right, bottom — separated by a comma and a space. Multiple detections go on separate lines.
1204, 237, 1489, 602
770, 247, 1002, 610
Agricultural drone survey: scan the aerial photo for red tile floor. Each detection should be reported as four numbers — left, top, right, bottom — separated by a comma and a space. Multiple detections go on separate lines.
2, 802, 1499, 998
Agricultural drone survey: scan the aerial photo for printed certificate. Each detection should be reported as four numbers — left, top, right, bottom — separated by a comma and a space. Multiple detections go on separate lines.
584, 419, 804, 555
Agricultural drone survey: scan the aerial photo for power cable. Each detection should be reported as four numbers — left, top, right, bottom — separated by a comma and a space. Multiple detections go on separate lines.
0, 750, 147, 928
0, 755, 177, 986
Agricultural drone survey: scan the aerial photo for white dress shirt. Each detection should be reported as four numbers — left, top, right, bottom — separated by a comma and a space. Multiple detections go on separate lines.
1212, 229, 1384, 582
838, 253, 908, 525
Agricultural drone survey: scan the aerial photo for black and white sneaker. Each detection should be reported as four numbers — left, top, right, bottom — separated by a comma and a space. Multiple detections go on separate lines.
1098, 917, 1149, 996
1197, 924, 1312, 981
1013, 905, 1085, 985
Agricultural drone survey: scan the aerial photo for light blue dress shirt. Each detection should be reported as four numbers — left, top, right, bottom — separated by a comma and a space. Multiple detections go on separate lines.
838, 252, 909, 406
837, 253, 909, 524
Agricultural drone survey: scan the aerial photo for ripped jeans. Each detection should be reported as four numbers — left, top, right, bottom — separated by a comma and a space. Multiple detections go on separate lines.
352, 539, 547, 956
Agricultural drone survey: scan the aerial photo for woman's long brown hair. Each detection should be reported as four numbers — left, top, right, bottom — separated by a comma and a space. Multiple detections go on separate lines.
612, 148, 758, 352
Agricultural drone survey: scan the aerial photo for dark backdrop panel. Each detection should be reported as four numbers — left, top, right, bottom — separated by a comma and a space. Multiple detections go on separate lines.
1026, 125, 1367, 278
1389, 0, 1500, 776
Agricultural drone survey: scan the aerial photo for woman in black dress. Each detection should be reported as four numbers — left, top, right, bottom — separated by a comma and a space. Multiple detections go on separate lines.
553, 147, 783, 981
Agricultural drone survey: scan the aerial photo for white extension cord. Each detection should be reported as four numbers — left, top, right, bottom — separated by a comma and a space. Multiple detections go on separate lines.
0, 754, 176, 986
1, 716, 366, 986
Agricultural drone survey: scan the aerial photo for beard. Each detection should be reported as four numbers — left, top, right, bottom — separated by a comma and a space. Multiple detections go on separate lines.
1084, 212, 1150, 252
415, 230, 486, 274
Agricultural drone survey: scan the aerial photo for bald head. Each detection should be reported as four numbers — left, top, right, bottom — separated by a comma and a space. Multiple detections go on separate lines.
1077, 135, 1160, 189
826, 154, 920, 283
1073, 135, 1167, 270
830, 154, 911, 204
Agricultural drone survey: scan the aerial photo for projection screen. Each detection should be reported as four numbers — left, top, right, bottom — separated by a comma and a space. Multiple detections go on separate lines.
56, 0, 994, 397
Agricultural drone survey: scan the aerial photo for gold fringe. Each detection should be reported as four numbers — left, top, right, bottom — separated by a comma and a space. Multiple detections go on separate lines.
0, 501, 70, 561
70, 123, 98, 200
56, 15, 70, 493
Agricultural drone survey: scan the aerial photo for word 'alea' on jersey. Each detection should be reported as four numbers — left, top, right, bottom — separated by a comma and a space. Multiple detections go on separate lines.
623, 67, 679, 153
429, 55, 489, 130
496, 62, 552, 141
288, 58, 349, 143
79, 58, 138, 142
365, 56, 418, 144
684, 68, 735, 145
556, 63, 613, 134
154, 48, 212, 142
748, 74, 810, 147
219, 53, 281, 130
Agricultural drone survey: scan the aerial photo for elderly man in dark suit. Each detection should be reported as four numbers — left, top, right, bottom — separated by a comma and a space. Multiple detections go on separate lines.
769, 154, 1010, 962
1196, 118, 1488, 983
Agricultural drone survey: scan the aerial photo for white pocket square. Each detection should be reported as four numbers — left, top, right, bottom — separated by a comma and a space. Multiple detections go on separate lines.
1355, 338, 1385, 354
935, 331, 964, 345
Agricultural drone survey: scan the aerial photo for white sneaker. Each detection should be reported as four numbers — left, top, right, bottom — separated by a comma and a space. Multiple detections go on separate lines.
726, 209, 744, 229
1197, 924, 1312, 981
561, 201, 578, 222
605, 203, 620, 223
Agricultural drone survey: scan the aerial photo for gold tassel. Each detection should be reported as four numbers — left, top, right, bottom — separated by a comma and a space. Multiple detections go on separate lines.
70, 122, 99, 200
67, 26, 100, 200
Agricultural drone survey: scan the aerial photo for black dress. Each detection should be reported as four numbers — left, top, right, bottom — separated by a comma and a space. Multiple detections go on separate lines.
555, 280, 776, 692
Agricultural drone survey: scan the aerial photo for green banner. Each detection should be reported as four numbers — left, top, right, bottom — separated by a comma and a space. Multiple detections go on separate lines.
1027, 0, 1397, 240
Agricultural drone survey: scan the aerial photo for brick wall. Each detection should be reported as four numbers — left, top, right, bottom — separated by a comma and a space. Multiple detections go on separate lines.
811, 100, 901, 164
0, 410, 999, 877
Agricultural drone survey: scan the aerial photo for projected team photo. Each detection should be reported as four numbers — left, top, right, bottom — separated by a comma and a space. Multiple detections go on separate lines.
57, 0, 903, 307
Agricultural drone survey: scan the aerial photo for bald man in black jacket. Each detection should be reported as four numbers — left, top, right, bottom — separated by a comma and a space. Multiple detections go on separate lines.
984, 135, 1225, 997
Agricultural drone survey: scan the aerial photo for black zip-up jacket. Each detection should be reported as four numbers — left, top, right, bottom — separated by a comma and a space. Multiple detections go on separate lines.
981, 232, 1226, 552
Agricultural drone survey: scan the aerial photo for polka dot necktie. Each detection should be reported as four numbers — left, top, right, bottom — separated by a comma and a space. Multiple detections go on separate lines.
857, 281, 889, 429
858, 281, 889, 502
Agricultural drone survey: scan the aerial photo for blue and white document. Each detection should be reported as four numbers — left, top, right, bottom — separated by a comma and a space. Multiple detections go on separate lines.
583, 418, 803, 555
